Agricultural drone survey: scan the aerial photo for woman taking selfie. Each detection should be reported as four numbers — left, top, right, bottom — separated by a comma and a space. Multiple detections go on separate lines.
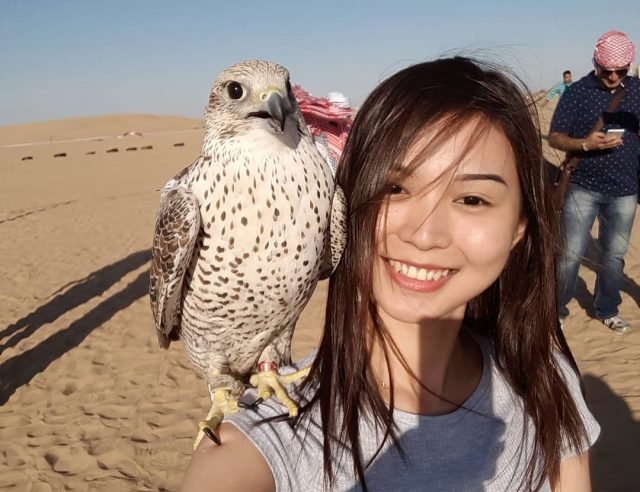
181, 56, 600, 491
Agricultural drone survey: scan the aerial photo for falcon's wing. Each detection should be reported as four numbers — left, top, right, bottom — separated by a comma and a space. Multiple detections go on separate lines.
149, 186, 201, 348
320, 185, 348, 280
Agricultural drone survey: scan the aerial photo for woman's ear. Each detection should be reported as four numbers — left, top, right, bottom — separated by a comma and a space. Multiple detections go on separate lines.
511, 216, 528, 249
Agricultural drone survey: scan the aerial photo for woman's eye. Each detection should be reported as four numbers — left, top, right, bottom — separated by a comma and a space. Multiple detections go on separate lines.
458, 196, 487, 206
388, 184, 404, 195
227, 81, 244, 99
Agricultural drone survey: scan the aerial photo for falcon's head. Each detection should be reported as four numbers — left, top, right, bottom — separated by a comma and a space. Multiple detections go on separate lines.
205, 60, 303, 141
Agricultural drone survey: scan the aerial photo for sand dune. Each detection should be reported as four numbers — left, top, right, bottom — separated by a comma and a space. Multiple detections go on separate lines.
0, 114, 203, 146
0, 111, 638, 491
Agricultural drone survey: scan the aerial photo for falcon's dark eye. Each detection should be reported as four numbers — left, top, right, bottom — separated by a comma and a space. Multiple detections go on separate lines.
285, 78, 292, 94
227, 82, 244, 100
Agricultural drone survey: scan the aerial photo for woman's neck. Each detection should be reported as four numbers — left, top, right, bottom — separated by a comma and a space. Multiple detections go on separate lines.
370, 317, 483, 416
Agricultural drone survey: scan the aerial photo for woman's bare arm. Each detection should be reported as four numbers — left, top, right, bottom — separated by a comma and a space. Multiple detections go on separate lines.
180, 423, 275, 492
553, 451, 591, 492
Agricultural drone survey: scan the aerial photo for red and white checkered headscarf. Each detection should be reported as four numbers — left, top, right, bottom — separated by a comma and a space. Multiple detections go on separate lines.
593, 30, 636, 68
293, 85, 354, 176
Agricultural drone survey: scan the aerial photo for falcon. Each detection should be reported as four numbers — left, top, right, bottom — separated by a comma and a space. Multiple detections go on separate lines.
149, 60, 347, 447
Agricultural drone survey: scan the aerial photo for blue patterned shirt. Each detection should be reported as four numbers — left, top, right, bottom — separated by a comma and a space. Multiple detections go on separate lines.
550, 72, 640, 196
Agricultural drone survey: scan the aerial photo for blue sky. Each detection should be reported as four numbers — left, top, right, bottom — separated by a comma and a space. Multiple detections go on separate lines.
2, 0, 639, 126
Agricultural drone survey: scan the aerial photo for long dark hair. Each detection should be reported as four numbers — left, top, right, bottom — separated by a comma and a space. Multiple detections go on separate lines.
298, 56, 588, 491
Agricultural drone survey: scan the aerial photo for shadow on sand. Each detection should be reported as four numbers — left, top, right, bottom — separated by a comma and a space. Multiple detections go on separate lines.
0, 250, 150, 405
584, 374, 640, 490
0, 250, 150, 356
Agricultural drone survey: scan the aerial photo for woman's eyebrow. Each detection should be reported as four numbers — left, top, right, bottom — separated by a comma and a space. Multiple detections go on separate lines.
454, 173, 507, 185
388, 163, 417, 179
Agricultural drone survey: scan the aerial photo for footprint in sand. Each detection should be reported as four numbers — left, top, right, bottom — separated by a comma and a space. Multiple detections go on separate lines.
87, 437, 130, 457
130, 426, 157, 443
61, 382, 77, 396
3, 446, 27, 467
44, 446, 94, 475
96, 449, 146, 480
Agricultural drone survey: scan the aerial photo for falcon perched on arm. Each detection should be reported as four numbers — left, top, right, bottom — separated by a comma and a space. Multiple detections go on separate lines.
149, 60, 347, 447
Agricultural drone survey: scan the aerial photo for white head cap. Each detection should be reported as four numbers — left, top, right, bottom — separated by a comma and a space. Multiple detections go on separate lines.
327, 91, 351, 109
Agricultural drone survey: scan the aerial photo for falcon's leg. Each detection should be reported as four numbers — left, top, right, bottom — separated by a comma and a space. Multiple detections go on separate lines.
193, 388, 240, 448
249, 362, 310, 417
194, 371, 244, 449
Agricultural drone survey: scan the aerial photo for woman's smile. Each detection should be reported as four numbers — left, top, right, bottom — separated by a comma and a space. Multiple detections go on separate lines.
384, 258, 455, 292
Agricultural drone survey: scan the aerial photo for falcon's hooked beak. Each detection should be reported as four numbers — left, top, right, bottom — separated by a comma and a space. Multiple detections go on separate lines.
248, 90, 291, 133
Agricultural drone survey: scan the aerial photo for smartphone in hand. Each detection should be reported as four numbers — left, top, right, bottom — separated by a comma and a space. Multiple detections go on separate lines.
605, 128, 624, 137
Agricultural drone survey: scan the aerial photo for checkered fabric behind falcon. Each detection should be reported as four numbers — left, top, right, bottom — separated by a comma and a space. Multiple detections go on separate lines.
293, 85, 354, 176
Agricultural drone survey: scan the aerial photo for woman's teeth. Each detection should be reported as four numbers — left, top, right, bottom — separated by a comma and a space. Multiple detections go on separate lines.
388, 259, 451, 281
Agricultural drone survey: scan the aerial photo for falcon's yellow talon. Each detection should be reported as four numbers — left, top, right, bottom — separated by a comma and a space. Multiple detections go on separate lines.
278, 367, 310, 385
259, 389, 272, 400
249, 366, 310, 417
194, 413, 223, 449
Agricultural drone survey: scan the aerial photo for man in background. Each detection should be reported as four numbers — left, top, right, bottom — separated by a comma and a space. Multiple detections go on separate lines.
542, 70, 573, 106
549, 30, 639, 334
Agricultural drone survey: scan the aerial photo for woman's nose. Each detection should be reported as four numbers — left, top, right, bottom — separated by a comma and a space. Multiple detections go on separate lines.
397, 200, 452, 250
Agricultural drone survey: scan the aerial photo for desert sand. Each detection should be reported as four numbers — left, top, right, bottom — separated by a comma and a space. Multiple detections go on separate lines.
0, 105, 638, 491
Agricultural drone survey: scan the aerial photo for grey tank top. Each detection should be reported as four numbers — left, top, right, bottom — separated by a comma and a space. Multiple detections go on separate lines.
226, 335, 600, 491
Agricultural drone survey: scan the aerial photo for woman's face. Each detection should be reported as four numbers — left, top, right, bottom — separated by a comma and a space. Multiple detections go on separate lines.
371, 120, 527, 326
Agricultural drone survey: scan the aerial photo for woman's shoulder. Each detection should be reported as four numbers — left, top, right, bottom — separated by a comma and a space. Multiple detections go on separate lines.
182, 424, 276, 492
221, 351, 326, 491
